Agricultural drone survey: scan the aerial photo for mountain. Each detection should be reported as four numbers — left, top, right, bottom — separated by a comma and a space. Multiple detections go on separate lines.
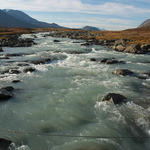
0, 9, 62, 28
82, 26, 100, 31
138, 19, 150, 28
0, 9, 37, 28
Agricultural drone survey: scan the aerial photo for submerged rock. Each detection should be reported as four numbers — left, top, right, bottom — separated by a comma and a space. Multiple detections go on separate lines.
27, 58, 51, 65
102, 93, 127, 104
0, 138, 12, 150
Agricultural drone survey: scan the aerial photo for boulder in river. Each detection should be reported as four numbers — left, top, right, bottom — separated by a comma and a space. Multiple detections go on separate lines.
53, 40, 60, 42
0, 89, 13, 100
23, 67, 36, 73
9, 69, 21, 74
112, 69, 133, 76
1, 86, 14, 91
89, 57, 125, 64
0, 138, 12, 150
102, 93, 127, 104
0, 47, 3, 52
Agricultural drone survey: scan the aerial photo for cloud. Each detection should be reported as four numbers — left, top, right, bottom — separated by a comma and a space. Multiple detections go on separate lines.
1, 0, 150, 16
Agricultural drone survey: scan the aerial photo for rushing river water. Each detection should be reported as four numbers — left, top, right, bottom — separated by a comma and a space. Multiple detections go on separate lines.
0, 32, 150, 150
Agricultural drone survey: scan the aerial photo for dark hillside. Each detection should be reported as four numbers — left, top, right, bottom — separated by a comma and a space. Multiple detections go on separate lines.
0, 9, 37, 28
3, 9, 62, 28
138, 19, 150, 28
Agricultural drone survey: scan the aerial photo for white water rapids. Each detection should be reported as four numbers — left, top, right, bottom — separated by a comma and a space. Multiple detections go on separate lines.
0, 32, 150, 150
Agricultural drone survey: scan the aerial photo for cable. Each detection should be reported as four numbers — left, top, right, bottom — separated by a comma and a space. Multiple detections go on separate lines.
0, 129, 150, 139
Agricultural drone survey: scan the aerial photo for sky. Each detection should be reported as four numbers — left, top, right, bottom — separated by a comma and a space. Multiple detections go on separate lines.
1, 0, 150, 30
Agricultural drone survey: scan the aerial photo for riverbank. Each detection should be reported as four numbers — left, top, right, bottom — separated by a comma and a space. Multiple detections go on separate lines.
0, 27, 150, 54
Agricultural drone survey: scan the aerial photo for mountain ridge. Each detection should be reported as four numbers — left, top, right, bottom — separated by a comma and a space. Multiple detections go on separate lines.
0, 9, 37, 28
2, 9, 62, 28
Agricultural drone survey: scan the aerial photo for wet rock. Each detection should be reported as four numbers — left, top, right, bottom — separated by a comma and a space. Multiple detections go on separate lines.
12, 80, 21, 83
89, 58, 97, 61
5, 53, 24, 57
99, 58, 110, 63
112, 69, 133, 76
0, 56, 10, 59
9, 69, 21, 74
115, 44, 126, 52
141, 43, 150, 52
105, 59, 119, 64
0, 89, 13, 100
0, 86, 14, 91
99, 58, 125, 64
142, 72, 150, 77
0, 138, 12, 150
124, 44, 143, 54
23, 67, 36, 73
89, 57, 125, 64
17, 63, 30, 66
1, 35, 36, 47
102, 93, 127, 104
81, 42, 90, 46
28, 58, 51, 65
53, 40, 60, 42
0, 47, 3, 52
1, 69, 10, 74
135, 76, 147, 80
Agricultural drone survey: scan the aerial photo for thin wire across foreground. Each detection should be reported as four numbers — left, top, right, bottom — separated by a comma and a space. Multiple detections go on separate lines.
0, 129, 150, 139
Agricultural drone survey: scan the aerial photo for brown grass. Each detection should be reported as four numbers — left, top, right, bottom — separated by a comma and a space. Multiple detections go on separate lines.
90, 27, 150, 45
0, 27, 150, 45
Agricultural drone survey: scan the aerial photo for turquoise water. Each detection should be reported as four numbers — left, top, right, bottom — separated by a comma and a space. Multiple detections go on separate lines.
0, 33, 150, 150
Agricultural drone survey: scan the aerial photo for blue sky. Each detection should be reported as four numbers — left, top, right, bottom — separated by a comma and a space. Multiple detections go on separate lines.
1, 0, 150, 30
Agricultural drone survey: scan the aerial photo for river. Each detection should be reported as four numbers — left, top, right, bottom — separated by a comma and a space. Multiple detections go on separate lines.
0, 32, 150, 150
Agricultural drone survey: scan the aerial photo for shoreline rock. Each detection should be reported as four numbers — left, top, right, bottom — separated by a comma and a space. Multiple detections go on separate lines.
0, 34, 36, 47
47, 31, 150, 54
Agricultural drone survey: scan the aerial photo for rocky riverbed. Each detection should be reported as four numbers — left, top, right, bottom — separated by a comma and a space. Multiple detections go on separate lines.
39, 30, 150, 54
0, 31, 150, 150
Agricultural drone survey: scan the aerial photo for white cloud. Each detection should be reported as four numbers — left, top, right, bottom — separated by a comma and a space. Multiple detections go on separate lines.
1, 0, 150, 15
59, 22, 135, 31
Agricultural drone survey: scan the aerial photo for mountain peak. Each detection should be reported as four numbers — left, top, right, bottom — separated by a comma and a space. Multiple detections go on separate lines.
82, 26, 100, 31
